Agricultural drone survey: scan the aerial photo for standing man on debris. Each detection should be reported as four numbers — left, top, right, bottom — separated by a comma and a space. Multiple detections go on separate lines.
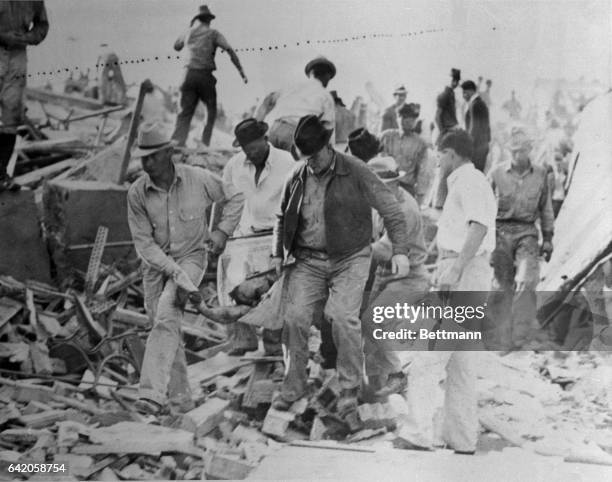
221, 118, 295, 358
381, 85, 408, 132
396, 129, 496, 454
0, 1, 48, 192
461, 80, 491, 172
127, 122, 244, 415
172, 5, 248, 147
380, 103, 428, 203
255, 57, 336, 155
487, 126, 554, 349
270, 115, 410, 414
435, 68, 460, 146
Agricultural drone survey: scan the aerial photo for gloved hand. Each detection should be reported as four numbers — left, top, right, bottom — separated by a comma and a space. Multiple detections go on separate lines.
209, 230, 228, 254
540, 240, 553, 262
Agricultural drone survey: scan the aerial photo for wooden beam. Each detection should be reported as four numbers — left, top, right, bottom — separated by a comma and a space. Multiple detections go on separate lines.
25, 87, 106, 111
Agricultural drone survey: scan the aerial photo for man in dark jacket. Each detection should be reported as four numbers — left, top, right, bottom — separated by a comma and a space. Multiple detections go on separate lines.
0, 1, 48, 192
270, 115, 410, 414
461, 80, 491, 172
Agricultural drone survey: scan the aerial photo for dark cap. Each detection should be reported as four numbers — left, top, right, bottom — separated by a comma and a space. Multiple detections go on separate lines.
398, 103, 420, 118
232, 118, 268, 147
461, 80, 477, 91
293, 115, 333, 157
195, 5, 215, 19
348, 127, 380, 162
304, 57, 336, 79
451, 68, 461, 81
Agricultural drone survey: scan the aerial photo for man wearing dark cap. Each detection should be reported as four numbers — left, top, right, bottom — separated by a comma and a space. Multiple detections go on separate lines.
461, 80, 491, 172
270, 115, 410, 415
172, 5, 247, 147
221, 119, 295, 358
347, 127, 381, 163
435, 68, 460, 145
381, 85, 408, 132
380, 103, 428, 204
255, 57, 336, 154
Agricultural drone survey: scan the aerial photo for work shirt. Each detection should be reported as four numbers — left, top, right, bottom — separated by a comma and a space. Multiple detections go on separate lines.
295, 158, 336, 251
436, 86, 458, 131
487, 161, 555, 235
438, 162, 497, 255
127, 164, 244, 276
380, 129, 428, 192
0, 1, 48, 48
175, 23, 232, 71
264, 78, 335, 131
222, 144, 296, 236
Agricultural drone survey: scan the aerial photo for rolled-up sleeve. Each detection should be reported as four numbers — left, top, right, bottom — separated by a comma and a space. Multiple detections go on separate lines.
200, 169, 244, 236
127, 186, 181, 276
460, 179, 491, 228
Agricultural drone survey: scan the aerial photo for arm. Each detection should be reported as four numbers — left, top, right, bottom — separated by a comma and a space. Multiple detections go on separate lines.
216, 32, 247, 82
23, 2, 49, 45
174, 31, 187, 51
127, 188, 181, 277
438, 221, 487, 290
435, 91, 446, 132
255, 91, 280, 121
538, 173, 555, 240
272, 176, 292, 259
200, 169, 244, 237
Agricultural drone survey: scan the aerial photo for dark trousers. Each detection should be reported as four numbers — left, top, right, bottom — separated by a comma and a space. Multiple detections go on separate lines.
472, 144, 489, 172
172, 69, 217, 147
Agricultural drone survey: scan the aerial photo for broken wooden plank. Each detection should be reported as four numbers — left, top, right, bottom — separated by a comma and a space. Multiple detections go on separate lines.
184, 397, 230, 438
25, 87, 106, 111
19, 409, 70, 429
112, 307, 149, 328
0, 297, 23, 329
187, 352, 252, 390
29, 342, 53, 375
0, 428, 50, 444
289, 440, 376, 453
14, 159, 77, 188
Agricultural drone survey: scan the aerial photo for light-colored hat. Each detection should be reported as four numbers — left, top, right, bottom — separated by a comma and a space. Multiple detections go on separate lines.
367, 156, 406, 183
507, 125, 533, 151
393, 85, 407, 96
132, 122, 174, 158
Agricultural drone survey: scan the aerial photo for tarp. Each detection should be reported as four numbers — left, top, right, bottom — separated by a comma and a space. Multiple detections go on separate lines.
539, 92, 612, 294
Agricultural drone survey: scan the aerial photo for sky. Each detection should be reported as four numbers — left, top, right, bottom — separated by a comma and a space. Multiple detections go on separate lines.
29, 0, 611, 119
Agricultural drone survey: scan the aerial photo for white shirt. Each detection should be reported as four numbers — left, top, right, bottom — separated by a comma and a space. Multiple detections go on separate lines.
223, 144, 296, 236
437, 162, 497, 255
265, 78, 335, 130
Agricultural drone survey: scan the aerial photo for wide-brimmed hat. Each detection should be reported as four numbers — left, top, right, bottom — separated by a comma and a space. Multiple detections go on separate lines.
507, 125, 533, 151
398, 103, 420, 119
304, 56, 336, 79
348, 127, 380, 161
232, 118, 268, 147
367, 156, 406, 183
393, 85, 407, 96
293, 115, 333, 157
193, 5, 215, 21
451, 68, 461, 81
132, 122, 174, 158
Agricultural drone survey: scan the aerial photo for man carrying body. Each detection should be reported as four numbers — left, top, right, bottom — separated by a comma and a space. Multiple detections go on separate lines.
255, 57, 336, 154
221, 118, 295, 357
381, 85, 408, 132
435, 68, 460, 146
172, 5, 247, 147
396, 129, 497, 454
487, 126, 554, 349
270, 115, 410, 413
0, 1, 48, 192
127, 122, 244, 415
380, 103, 428, 203
461, 80, 491, 172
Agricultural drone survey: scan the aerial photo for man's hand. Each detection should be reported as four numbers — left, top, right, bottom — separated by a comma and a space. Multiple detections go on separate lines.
437, 260, 463, 293
173, 269, 198, 293
540, 240, 553, 262
390, 254, 410, 278
271, 257, 283, 277
209, 230, 229, 254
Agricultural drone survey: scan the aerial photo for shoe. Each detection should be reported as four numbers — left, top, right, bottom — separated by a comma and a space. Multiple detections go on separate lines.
393, 437, 433, 451
227, 346, 258, 357
453, 450, 476, 455
373, 372, 407, 398
134, 398, 164, 416
271, 394, 293, 411
336, 387, 359, 416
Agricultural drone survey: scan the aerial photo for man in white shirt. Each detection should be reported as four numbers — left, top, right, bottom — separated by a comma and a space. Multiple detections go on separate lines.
255, 57, 336, 155
396, 129, 496, 455
222, 118, 296, 356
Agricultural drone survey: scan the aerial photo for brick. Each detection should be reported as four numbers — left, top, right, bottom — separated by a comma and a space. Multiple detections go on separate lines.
261, 408, 295, 438
205, 453, 256, 480
185, 397, 230, 438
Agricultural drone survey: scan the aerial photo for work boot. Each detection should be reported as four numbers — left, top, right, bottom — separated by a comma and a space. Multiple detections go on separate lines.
373, 371, 407, 398
336, 387, 359, 417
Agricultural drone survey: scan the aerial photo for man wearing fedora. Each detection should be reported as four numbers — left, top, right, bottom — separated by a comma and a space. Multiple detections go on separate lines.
270, 115, 410, 414
127, 122, 244, 415
172, 5, 247, 147
381, 85, 408, 132
380, 103, 428, 204
221, 118, 295, 358
255, 56, 336, 155
360, 155, 429, 397
486, 125, 554, 349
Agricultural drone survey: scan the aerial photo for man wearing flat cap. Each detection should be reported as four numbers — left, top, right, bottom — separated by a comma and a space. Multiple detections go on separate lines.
127, 122, 244, 415
348, 127, 381, 163
487, 125, 554, 349
221, 118, 295, 358
255, 56, 336, 155
270, 115, 410, 415
172, 5, 247, 147
380, 103, 428, 204
381, 85, 408, 132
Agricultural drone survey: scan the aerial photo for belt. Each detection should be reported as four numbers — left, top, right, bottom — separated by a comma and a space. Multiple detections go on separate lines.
293, 246, 329, 261
496, 219, 535, 225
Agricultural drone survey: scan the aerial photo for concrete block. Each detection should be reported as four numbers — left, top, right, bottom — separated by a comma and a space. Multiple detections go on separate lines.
185, 397, 231, 438
0, 190, 51, 282
42, 179, 134, 281
261, 408, 295, 438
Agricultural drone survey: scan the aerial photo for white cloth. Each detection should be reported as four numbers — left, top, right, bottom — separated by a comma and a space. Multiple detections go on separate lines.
223, 144, 296, 236
264, 78, 335, 130
437, 162, 497, 255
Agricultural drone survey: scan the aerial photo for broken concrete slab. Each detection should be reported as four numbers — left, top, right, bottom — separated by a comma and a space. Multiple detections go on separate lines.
261, 408, 295, 438
184, 397, 230, 437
